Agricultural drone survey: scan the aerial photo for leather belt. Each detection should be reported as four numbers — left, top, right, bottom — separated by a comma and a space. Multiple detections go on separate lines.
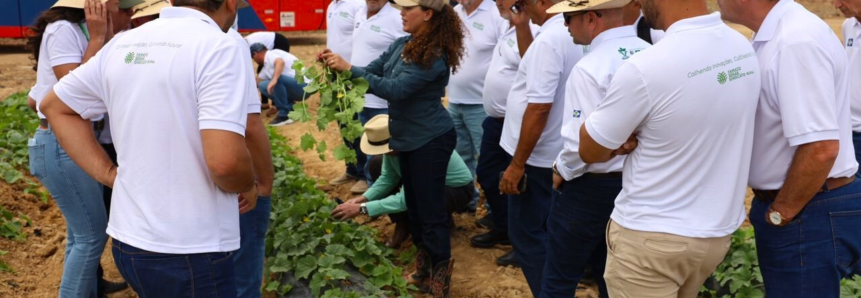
752, 176, 855, 202
582, 172, 623, 179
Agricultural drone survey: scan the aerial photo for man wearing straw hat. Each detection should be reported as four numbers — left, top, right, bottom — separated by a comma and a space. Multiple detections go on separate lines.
129, 0, 171, 26
331, 115, 473, 249
578, 0, 761, 296
542, 0, 650, 297
40, 0, 257, 296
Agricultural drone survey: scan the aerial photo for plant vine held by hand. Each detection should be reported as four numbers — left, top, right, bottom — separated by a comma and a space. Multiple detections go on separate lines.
288, 60, 369, 164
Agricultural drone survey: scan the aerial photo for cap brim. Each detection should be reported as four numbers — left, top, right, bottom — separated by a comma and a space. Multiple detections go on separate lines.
391, 0, 420, 11
546, 0, 632, 14
119, 0, 145, 9
131, 1, 170, 19
53, 0, 108, 9
360, 134, 392, 156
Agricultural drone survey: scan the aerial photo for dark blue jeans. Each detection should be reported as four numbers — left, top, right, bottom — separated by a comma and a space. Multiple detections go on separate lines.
400, 129, 457, 264
540, 175, 621, 298
508, 161, 553, 296
853, 132, 861, 176
258, 76, 308, 118
476, 117, 510, 232
112, 239, 237, 298
357, 108, 389, 184
751, 179, 861, 298
233, 196, 272, 298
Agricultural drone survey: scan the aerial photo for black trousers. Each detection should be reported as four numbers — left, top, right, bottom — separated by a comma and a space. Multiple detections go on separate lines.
256, 33, 292, 104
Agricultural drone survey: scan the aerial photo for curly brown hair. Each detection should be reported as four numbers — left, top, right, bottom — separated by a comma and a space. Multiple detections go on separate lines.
27, 7, 85, 71
402, 5, 466, 73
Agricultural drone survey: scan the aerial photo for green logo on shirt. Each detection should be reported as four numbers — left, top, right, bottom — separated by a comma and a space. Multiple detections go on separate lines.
124, 52, 135, 64
618, 47, 643, 60
371, 25, 381, 32
717, 72, 728, 85
473, 22, 484, 31
124, 52, 155, 65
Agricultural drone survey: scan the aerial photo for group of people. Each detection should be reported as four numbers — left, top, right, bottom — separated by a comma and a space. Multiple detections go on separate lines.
317, 0, 861, 297
19, 0, 861, 297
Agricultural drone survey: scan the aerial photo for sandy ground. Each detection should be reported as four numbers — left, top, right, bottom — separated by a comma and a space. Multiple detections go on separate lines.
0, 9, 850, 298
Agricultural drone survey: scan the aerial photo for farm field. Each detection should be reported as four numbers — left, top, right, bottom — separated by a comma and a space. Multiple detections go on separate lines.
0, 2, 854, 297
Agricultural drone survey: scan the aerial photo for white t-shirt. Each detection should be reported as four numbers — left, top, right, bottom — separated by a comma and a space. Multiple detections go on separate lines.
500, 14, 584, 168
229, 28, 263, 115
584, 13, 761, 238
482, 22, 538, 118
448, 0, 505, 105
29, 20, 88, 119
748, 0, 857, 189
52, 7, 251, 254
258, 49, 301, 81
632, 14, 665, 44
244, 31, 276, 50
327, 0, 365, 62
351, 3, 408, 109
555, 26, 650, 181
844, 17, 861, 132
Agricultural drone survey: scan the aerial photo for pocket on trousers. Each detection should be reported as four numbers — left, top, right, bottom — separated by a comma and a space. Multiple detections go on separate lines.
28, 140, 47, 180
130, 256, 193, 298
831, 210, 861, 268
644, 239, 689, 254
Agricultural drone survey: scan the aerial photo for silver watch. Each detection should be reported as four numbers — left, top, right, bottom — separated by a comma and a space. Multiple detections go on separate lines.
359, 203, 368, 215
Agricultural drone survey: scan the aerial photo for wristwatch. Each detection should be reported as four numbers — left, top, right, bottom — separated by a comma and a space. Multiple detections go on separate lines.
766, 207, 789, 226
359, 203, 368, 215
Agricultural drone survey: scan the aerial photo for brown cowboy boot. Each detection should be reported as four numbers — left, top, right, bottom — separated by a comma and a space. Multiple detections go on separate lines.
430, 258, 455, 298
405, 248, 432, 292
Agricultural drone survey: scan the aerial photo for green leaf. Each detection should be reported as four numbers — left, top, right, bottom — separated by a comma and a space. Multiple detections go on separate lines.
264, 280, 280, 292
310, 272, 326, 297
316, 141, 328, 154
333, 144, 356, 162
300, 133, 317, 151
295, 255, 318, 279
326, 244, 355, 257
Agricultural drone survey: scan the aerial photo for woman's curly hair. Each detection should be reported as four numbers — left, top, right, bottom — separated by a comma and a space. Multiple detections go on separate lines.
27, 7, 85, 71
402, 5, 466, 73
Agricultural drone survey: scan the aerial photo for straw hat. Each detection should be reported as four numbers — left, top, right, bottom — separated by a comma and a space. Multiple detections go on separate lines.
390, 0, 447, 12
547, 0, 632, 14
52, 0, 107, 9
360, 115, 392, 155
131, 0, 171, 19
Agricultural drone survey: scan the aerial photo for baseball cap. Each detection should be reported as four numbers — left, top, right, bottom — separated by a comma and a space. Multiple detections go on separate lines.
389, 0, 447, 12
547, 0, 632, 14
250, 43, 267, 57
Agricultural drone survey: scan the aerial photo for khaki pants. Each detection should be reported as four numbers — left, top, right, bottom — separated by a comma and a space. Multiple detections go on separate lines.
604, 220, 731, 298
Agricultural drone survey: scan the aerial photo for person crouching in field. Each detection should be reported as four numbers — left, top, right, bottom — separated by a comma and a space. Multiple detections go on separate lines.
250, 43, 310, 127
319, 0, 466, 296
331, 115, 473, 249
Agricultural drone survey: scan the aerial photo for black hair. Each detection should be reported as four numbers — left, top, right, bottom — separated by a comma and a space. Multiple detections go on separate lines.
27, 7, 85, 71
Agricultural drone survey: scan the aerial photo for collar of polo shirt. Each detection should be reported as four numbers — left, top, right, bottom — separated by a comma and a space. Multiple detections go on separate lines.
159, 7, 222, 31
664, 12, 721, 39
751, 0, 794, 42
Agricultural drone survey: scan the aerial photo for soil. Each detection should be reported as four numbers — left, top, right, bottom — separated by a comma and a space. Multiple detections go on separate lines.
0, 8, 849, 297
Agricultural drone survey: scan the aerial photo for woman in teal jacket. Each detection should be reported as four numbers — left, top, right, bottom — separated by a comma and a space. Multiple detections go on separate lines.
320, 0, 465, 296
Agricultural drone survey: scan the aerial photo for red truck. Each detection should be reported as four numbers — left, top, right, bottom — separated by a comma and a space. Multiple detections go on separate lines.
0, 0, 328, 38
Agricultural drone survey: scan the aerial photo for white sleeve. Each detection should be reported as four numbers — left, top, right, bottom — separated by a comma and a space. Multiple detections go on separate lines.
196, 41, 250, 136
557, 67, 602, 180
52, 50, 106, 120
46, 23, 84, 67
584, 62, 651, 149
243, 59, 261, 115
525, 38, 564, 104
775, 43, 840, 146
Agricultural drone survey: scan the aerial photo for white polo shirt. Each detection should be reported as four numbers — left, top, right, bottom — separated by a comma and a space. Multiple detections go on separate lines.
29, 20, 89, 119
844, 17, 861, 132
748, 0, 857, 190
351, 3, 408, 109
482, 22, 539, 118
448, 0, 505, 105
500, 14, 584, 168
52, 7, 250, 254
584, 13, 761, 238
244, 31, 276, 50
258, 49, 301, 81
327, 0, 365, 62
229, 29, 263, 115
555, 26, 650, 180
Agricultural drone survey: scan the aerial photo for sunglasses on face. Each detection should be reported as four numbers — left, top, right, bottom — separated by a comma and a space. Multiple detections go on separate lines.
563, 10, 601, 26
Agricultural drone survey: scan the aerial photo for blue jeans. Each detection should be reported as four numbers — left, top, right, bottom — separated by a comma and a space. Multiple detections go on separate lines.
29, 127, 107, 298
400, 129, 457, 264
508, 161, 553, 296
358, 108, 389, 184
540, 174, 621, 298
112, 239, 237, 298
476, 117, 510, 232
853, 132, 861, 176
233, 196, 271, 298
751, 179, 861, 298
258, 76, 308, 118
448, 103, 485, 210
